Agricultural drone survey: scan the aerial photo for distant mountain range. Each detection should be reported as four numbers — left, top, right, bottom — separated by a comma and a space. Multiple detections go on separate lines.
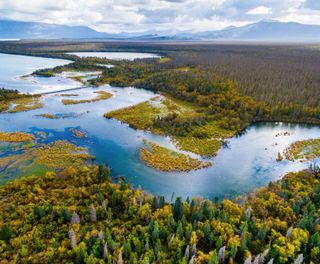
1, 19, 320, 42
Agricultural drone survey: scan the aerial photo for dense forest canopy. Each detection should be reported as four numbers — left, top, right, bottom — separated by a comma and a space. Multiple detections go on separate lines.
0, 165, 319, 263
1, 40, 320, 107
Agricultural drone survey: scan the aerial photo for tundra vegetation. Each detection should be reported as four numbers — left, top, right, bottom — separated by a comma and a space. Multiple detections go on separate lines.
140, 140, 212, 172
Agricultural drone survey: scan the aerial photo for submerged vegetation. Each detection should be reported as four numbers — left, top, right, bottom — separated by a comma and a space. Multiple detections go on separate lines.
0, 138, 94, 183
62, 91, 112, 105
36, 111, 88, 119
284, 138, 320, 162
0, 165, 319, 263
140, 140, 211, 172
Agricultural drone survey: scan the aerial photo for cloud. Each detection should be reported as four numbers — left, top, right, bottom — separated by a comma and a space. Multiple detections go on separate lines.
247, 6, 272, 15
0, 0, 319, 33
303, 0, 320, 10
278, 7, 320, 25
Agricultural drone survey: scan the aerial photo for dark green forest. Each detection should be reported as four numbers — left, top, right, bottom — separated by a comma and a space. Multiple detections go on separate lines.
1, 164, 320, 263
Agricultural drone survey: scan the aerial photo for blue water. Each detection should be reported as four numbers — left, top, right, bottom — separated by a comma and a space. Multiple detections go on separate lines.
0, 53, 320, 200
0, 53, 79, 94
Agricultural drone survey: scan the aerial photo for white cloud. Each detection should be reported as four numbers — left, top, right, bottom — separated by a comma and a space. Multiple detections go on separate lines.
278, 7, 320, 25
0, 0, 319, 32
247, 6, 272, 15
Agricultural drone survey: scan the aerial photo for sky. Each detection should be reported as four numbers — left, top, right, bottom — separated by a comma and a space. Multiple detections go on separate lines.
0, 0, 320, 33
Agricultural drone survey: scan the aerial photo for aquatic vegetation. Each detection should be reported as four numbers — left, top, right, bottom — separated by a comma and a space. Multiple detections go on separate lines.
0, 89, 43, 113
69, 127, 88, 139
275, 131, 291, 137
58, 93, 79, 97
37, 113, 59, 119
8, 96, 43, 113
0, 140, 94, 182
276, 151, 284, 162
105, 101, 162, 130
140, 140, 212, 172
0, 165, 319, 263
33, 140, 94, 169
0, 131, 34, 142
62, 91, 112, 105
283, 138, 320, 161
37, 111, 88, 119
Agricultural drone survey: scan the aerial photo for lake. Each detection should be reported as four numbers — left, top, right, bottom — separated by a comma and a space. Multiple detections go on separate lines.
0, 53, 79, 94
0, 52, 319, 200
67, 52, 160, 60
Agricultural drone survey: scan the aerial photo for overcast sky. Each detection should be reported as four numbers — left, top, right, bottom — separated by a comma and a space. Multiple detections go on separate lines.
0, 0, 320, 33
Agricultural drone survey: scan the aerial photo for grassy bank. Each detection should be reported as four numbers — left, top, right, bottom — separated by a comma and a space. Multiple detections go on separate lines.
140, 140, 212, 172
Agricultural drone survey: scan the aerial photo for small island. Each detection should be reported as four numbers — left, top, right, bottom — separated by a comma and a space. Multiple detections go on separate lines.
140, 140, 212, 172
62, 91, 112, 105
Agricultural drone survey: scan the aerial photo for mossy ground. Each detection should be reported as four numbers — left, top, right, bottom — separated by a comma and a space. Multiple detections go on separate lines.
140, 140, 212, 172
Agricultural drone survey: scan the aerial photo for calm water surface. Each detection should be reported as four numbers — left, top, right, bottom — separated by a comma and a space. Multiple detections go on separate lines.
67, 52, 160, 60
0, 53, 319, 200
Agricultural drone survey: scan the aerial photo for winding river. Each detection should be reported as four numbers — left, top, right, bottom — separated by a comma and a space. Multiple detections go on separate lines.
0, 52, 319, 200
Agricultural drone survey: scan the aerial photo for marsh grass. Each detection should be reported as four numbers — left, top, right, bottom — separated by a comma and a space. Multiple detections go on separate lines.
33, 140, 94, 169
0, 132, 35, 142
283, 138, 320, 161
37, 113, 59, 119
140, 140, 212, 172
105, 101, 163, 130
8, 96, 43, 113
69, 128, 88, 139
62, 91, 112, 105
0, 140, 94, 182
